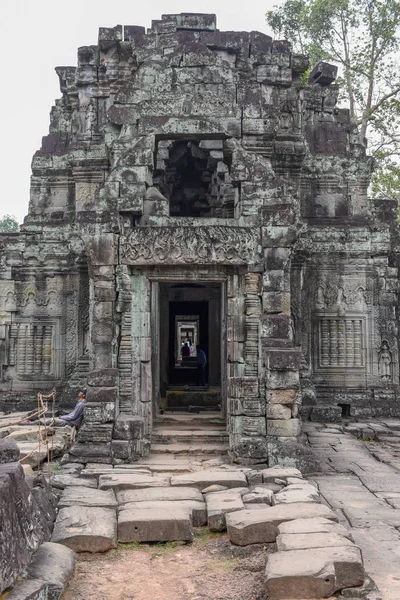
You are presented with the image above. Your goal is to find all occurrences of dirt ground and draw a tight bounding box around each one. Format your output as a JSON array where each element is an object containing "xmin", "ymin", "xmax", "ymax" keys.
[{"xmin": 62, "ymin": 531, "xmax": 269, "ymax": 600}]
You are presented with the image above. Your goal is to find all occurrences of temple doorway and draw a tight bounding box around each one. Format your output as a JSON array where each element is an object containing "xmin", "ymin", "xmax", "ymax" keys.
[{"xmin": 155, "ymin": 282, "xmax": 223, "ymax": 412}]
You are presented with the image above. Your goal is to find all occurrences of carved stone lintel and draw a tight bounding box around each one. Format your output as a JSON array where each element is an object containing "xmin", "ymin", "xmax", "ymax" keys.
[{"xmin": 121, "ymin": 227, "xmax": 262, "ymax": 265}]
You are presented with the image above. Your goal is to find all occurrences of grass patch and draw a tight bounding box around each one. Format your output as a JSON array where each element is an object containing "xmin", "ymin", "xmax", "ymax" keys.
[
  {"xmin": 193, "ymin": 527, "xmax": 223, "ymax": 543},
  {"xmin": 150, "ymin": 540, "xmax": 184, "ymax": 558},
  {"xmin": 118, "ymin": 541, "xmax": 144, "ymax": 551}
]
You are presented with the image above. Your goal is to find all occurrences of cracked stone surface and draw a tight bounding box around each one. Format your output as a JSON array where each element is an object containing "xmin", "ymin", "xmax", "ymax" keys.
[{"xmin": 304, "ymin": 419, "xmax": 400, "ymax": 600}]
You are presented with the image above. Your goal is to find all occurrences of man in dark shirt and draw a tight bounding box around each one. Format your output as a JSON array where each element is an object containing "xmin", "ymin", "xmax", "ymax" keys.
[
  {"xmin": 55, "ymin": 390, "xmax": 86, "ymax": 429},
  {"xmin": 24, "ymin": 389, "xmax": 87, "ymax": 430},
  {"xmin": 196, "ymin": 345, "xmax": 207, "ymax": 386}
]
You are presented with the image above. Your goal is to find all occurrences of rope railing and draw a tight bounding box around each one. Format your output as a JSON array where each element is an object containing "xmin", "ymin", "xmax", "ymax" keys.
[{"xmin": 2, "ymin": 388, "xmax": 59, "ymax": 473}]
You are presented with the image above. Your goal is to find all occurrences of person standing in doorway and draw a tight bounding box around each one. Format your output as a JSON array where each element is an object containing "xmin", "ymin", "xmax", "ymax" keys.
[{"xmin": 196, "ymin": 345, "xmax": 207, "ymax": 386}]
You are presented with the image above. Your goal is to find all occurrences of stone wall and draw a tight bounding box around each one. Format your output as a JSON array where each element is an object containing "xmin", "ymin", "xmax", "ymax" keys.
[{"xmin": 0, "ymin": 439, "xmax": 57, "ymax": 593}]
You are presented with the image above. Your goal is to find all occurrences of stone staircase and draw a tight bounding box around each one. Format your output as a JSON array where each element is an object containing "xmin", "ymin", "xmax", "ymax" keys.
[{"xmin": 151, "ymin": 412, "xmax": 229, "ymax": 456}]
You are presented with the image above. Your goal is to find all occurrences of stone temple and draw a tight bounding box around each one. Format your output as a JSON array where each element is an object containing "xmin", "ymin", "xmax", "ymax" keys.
[{"xmin": 0, "ymin": 13, "xmax": 399, "ymax": 465}]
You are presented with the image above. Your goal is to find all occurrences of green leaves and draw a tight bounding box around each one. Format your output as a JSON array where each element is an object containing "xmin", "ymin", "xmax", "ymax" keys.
[
  {"xmin": 266, "ymin": 0, "xmax": 400, "ymax": 200},
  {"xmin": 0, "ymin": 214, "xmax": 19, "ymax": 232}
]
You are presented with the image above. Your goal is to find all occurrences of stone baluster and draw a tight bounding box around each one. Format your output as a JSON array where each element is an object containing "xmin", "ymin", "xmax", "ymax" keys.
[
  {"xmin": 353, "ymin": 320, "xmax": 362, "ymax": 366},
  {"xmin": 34, "ymin": 325, "xmax": 43, "ymax": 374},
  {"xmin": 329, "ymin": 319, "xmax": 338, "ymax": 366},
  {"xmin": 320, "ymin": 319, "xmax": 329, "ymax": 366},
  {"xmin": 345, "ymin": 320, "xmax": 354, "ymax": 367},
  {"xmin": 42, "ymin": 326, "xmax": 53, "ymax": 375},
  {"xmin": 25, "ymin": 325, "xmax": 35, "ymax": 375},
  {"xmin": 244, "ymin": 273, "xmax": 260, "ymax": 377},
  {"xmin": 9, "ymin": 323, "xmax": 18, "ymax": 366},
  {"xmin": 17, "ymin": 324, "xmax": 27, "ymax": 375},
  {"xmin": 337, "ymin": 319, "xmax": 345, "ymax": 366}
]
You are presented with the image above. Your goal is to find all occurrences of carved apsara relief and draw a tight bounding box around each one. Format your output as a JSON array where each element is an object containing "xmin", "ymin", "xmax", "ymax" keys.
[{"xmin": 121, "ymin": 227, "xmax": 262, "ymax": 265}]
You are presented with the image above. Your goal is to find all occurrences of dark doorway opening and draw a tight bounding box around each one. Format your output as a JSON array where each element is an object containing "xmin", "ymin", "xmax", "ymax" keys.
[
  {"xmin": 168, "ymin": 300, "xmax": 208, "ymax": 386},
  {"xmin": 158, "ymin": 282, "xmax": 222, "ymax": 410},
  {"xmin": 338, "ymin": 403, "xmax": 351, "ymax": 418}
]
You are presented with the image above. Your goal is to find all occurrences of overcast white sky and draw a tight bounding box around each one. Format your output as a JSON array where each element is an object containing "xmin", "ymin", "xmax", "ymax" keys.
[{"xmin": 0, "ymin": 0, "xmax": 281, "ymax": 223}]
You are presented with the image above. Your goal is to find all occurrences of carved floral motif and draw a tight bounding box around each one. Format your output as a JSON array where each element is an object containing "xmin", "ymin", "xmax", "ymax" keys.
[{"xmin": 121, "ymin": 227, "xmax": 262, "ymax": 265}]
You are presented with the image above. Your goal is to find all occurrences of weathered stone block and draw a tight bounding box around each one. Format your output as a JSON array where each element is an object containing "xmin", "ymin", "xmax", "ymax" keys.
[
  {"xmin": 87, "ymin": 369, "xmax": 118, "ymax": 388},
  {"xmin": 267, "ymin": 439, "xmax": 321, "ymax": 474},
  {"xmin": 264, "ymin": 248, "xmax": 291, "ymax": 270},
  {"xmin": 118, "ymin": 506, "xmax": 193, "ymax": 543},
  {"xmin": 206, "ymin": 489, "xmax": 245, "ymax": 531},
  {"xmin": 0, "ymin": 439, "xmax": 20, "ymax": 463},
  {"xmin": 86, "ymin": 234, "xmax": 118, "ymax": 266},
  {"xmin": 86, "ymin": 387, "xmax": 117, "ymax": 403},
  {"xmin": 171, "ymin": 470, "xmax": 247, "ymax": 490},
  {"xmin": 267, "ymin": 419, "xmax": 301, "ymax": 437},
  {"xmin": 59, "ymin": 486, "xmax": 117, "ymax": 509},
  {"xmin": 226, "ymin": 503, "xmax": 338, "ymax": 546},
  {"xmin": 229, "ymin": 437, "xmax": 268, "ymax": 463},
  {"xmin": 267, "ymin": 388, "xmax": 298, "ymax": 405},
  {"xmin": 267, "ymin": 349, "xmax": 301, "ymax": 371},
  {"xmin": 276, "ymin": 531, "xmax": 354, "ymax": 551},
  {"xmin": 263, "ymin": 314, "xmax": 291, "ymax": 339},
  {"xmin": 266, "ymin": 404, "xmax": 291, "ymax": 420},
  {"xmin": 228, "ymin": 377, "xmax": 259, "ymax": 398},
  {"xmin": 99, "ymin": 473, "xmax": 170, "ymax": 491},
  {"xmin": 84, "ymin": 402, "xmax": 115, "ymax": 424},
  {"xmin": 230, "ymin": 398, "xmax": 266, "ymax": 416},
  {"xmin": 111, "ymin": 440, "xmax": 132, "ymax": 461},
  {"xmin": 113, "ymin": 415, "xmax": 145, "ymax": 440},
  {"xmin": 25, "ymin": 542, "xmax": 77, "ymax": 599},
  {"xmin": 265, "ymin": 546, "xmax": 363, "ymax": 600},
  {"xmin": 267, "ymin": 370, "xmax": 300, "ymax": 390},
  {"xmin": 51, "ymin": 506, "xmax": 117, "ymax": 552},
  {"xmin": 79, "ymin": 423, "xmax": 113, "ymax": 443},
  {"xmin": 231, "ymin": 415, "xmax": 267, "ymax": 437},
  {"xmin": 262, "ymin": 292, "xmax": 290, "ymax": 315}
]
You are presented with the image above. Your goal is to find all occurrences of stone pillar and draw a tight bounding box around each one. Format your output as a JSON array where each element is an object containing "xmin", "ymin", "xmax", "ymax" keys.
[
  {"xmin": 262, "ymin": 243, "xmax": 302, "ymax": 465},
  {"xmin": 228, "ymin": 272, "xmax": 268, "ymax": 464}
]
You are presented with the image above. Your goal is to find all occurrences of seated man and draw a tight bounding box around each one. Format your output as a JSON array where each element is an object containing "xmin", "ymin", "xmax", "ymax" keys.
[
  {"xmin": 55, "ymin": 389, "xmax": 87, "ymax": 429},
  {"xmin": 24, "ymin": 389, "xmax": 87, "ymax": 430}
]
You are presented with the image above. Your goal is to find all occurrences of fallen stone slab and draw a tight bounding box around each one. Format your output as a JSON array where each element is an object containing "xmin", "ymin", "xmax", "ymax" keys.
[
  {"xmin": 265, "ymin": 546, "xmax": 364, "ymax": 599},
  {"xmin": 261, "ymin": 467, "xmax": 303, "ymax": 483},
  {"xmin": 276, "ymin": 532, "xmax": 355, "ymax": 552},
  {"xmin": 51, "ymin": 506, "xmax": 117, "ymax": 552},
  {"xmin": 206, "ymin": 489, "xmax": 245, "ymax": 531},
  {"xmin": 273, "ymin": 483, "xmax": 320, "ymax": 505},
  {"xmin": 226, "ymin": 503, "xmax": 338, "ymax": 546},
  {"xmin": 99, "ymin": 473, "xmax": 170, "ymax": 492},
  {"xmin": 118, "ymin": 506, "xmax": 193, "ymax": 542},
  {"xmin": 170, "ymin": 470, "xmax": 247, "ymax": 490},
  {"xmin": 26, "ymin": 542, "xmax": 77, "ymax": 599},
  {"xmin": 243, "ymin": 486, "xmax": 274, "ymax": 505},
  {"xmin": 59, "ymin": 486, "xmax": 117, "ymax": 509},
  {"xmin": 244, "ymin": 503, "xmax": 270, "ymax": 510},
  {"xmin": 116, "ymin": 486, "xmax": 203, "ymax": 505},
  {"xmin": 4, "ymin": 579, "xmax": 48, "ymax": 599},
  {"xmin": 121, "ymin": 500, "xmax": 206, "ymax": 527},
  {"xmin": 278, "ymin": 517, "xmax": 352, "ymax": 540},
  {"xmin": 51, "ymin": 475, "xmax": 97, "ymax": 490},
  {"xmin": 202, "ymin": 484, "xmax": 228, "ymax": 493}
]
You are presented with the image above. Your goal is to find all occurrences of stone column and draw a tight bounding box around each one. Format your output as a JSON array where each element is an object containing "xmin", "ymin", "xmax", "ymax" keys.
[{"xmin": 262, "ymin": 242, "xmax": 302, "ymax": 466}]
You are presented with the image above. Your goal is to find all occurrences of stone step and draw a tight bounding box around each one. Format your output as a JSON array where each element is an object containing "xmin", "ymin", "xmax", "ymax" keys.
[
  {"xmin": 151, "ymin": 428, "xmax": 229, "ymax": 444},
  {"xmin": 150, "ymin": 442, "xmax": 229, "ymax": 455},
  {"xmin": 155, "ymin": 411, "xmax": 225, "ymax": 427},
  {"xmin": 166, "ymin": 390, "xmax": 221, "ymax": 408},
  {"xmin": 265, "ymin": 546, "xmax": 364, "ymax": 599}
]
